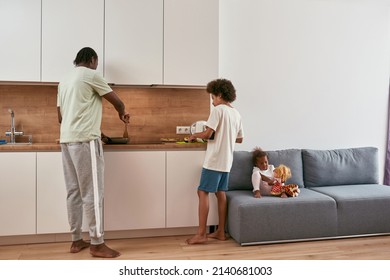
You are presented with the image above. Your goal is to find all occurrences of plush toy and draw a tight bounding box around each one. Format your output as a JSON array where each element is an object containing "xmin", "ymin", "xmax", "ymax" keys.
[{"xmin": 270, "ymin": 164, "xmax": 300, "ymax": 198}]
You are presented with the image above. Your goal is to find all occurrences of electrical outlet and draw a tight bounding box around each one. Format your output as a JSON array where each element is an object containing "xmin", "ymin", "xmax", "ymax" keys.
[{"xmin": 176, "ymin": 126, "xmax": 191, "ymax": 134}]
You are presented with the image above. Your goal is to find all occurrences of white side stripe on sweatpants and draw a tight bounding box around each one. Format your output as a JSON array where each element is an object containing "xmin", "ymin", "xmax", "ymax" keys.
[{"xmin": 89, "ymin": 139, "xmax": 102, "ymax": 238}]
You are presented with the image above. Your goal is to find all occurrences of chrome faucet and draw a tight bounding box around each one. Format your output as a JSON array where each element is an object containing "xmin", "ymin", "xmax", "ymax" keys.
[{"xmin": 5, "ymin": 108, "xmax": 23, "ymax": 143}]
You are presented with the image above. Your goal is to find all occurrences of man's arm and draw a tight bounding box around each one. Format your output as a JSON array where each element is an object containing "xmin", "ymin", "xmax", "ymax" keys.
[{"xmin": 103, "ymin": 91, "xmax": 130, "ymax": 123}]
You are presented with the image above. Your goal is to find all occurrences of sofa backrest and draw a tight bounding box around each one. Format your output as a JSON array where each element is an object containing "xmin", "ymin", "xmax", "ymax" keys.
[
  {"xmin": 228, "ymin": 149, "xmax": 304, "ymax": 191},
  {"xmin": 302, "ymin": 147, "xmax": 379, "ymax": 188}
]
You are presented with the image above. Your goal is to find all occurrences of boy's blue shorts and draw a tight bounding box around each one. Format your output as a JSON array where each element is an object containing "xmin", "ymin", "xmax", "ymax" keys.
[{"xmin": 198, "ymin": 168, "xmax": 230, "ymax": 193}]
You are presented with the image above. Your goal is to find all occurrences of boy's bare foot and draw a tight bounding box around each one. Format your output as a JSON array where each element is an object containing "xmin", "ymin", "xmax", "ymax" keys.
[
  {"xmin": 70, "ymin": 239, "xmax": 90, "ymax": 253},
  {"xmin": 90, "ymin": 243, "xmax": 121, "ymax": 258},
  {"xmin": 208, "ymin": 231, "xmax": 228, "ymax": 241},
  {"xmin": 186, "ymin": 234, "xmax": 208, "ymax": 245}
]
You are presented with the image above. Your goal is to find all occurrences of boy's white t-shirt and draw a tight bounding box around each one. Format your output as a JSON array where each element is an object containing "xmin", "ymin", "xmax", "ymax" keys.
[{"xmin": 203, "ymin": 104, "xmax": 244, "ymax": 172}]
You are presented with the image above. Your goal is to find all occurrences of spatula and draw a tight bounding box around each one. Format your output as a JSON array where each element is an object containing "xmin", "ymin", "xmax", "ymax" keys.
[{"xmin": 123, "ymin": 123, "xmax": 129, "ymax": 139}]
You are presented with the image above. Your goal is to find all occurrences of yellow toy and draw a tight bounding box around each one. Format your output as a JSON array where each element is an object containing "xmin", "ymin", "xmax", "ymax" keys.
[{"xmin": 270, "ymin": 164, "xmax": 300, "ymax": 198}]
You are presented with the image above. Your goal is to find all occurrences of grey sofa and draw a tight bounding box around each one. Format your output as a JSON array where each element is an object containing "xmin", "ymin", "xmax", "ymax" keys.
[{"xmin": 226, "ymin": 147, "xmax": 390, "ymax": 245}]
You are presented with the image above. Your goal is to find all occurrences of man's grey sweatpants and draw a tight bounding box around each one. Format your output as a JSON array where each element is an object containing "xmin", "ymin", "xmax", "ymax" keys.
[{"xmin": 61, "ymin": 139, "xmax": 104, "ymax": 245}]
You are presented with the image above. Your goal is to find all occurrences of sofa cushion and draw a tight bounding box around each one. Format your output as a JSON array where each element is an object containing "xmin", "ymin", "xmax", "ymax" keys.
[
  {"xmin": 226, "ymin": 189, "xmax": 338, "ymax": 244},
  {"xmin": 228, "ymin": 151, "xmax": 253, "ymax": 190},
  {"xmin": 302, "ymin": 147, "xmax": 379, "ymax": 188},
  {"xmin": 267, "ymin": 149, "xmax": 304, "ymax": 187},
  {"xmin": 228, "ymin": 149, "xmax": 304, "ymax": 191},
  {"xmin": 310, "ymin": 184, "xmax": 390, "ymax": 235}
]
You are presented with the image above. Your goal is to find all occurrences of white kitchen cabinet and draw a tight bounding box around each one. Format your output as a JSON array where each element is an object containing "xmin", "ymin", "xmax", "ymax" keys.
[
  {"xmin": 166, "ymin": 151, "xmax": 218, "ymax": 227},
  {"xmin": 0, "ymin": 0, "xmax": 41, "ymax": 81},
  {"xmin": 41, "ymin": 0, "xmax": 104, "ymax": 82},
  {"xmin": 104, "ymin": 151, "xmax": 166, "ymax": 230},
  {"xmin": 0, "ymin": 152, "xmax": 36, "ymax": 236},
  {"xmin": 104, "ymin": 0, "xmax": 163, "ymax": 85},
  {"xmin": 36, "ymin": 152, "xmax": 69, "ymax": 234},
  {"xmin": 164, "ymin": 0, "xmax": 219, "ymax": 86},
  {"xmin": 36, "ymin": 151, "xmax": 98, "ymax": 234},
  {"xmin": 0, "ymin": 149, "xmax": 212, "ymax": 238}
]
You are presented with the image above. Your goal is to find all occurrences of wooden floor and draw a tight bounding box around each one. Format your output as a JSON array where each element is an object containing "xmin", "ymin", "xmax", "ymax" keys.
[{"xmin": 1, "ymin": 234, "xmax": 390, "ymax": 260}]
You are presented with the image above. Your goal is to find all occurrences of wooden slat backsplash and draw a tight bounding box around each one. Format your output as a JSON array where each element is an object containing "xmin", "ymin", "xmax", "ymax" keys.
[{"xmin": 0, "ymin": 85, "xmax": 210, "ymax": 144}]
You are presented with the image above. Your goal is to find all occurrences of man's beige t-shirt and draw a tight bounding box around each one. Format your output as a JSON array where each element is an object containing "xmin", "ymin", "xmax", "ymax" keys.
[{"xmin": 57, "ymin": 66, "xmax": 112, "ymax": 143}]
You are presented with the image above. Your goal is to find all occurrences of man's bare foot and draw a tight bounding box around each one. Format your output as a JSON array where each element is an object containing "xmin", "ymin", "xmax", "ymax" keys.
[
  {"xmin": 186, "ymin": 234, "xmax": 208, "ymax": 245},
  {"xmin": 207, "ymin": 231, "xmax": 228, "ymax": 241},
  {"xmin": 70, "ymin": 239, "xmax": 90, "ymax": 253},
  {"xmin": 90, "ymin": 243, "xmax": 121, "ymax": 258}
]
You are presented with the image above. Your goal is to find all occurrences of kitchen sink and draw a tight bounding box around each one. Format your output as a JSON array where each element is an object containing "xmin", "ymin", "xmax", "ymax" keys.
[{"xmin": 5, "ymin": 142, "xmax": 32, "ymax": 145}]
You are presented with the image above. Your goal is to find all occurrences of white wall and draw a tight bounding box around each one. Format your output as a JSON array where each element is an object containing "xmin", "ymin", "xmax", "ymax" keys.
[{"xmin": 219, "ymin": 0, "xmax": 390, "ymax": 182}]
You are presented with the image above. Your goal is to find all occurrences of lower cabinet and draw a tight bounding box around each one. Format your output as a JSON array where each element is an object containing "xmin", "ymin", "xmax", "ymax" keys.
[
  {"xmin": 0, "ymin": 152, "xmax": 36, "ymax": 236},
  {"xmin": 36, "ymin": 152, "xmax": 88, "ymax": 234},
  {"xmin": 0, "ymin": 149, "xmax": 210, "ymax": 237},
  {"xmin": 103, "ymin": 151, "xmax": 166, "ymax": 230},
  {"xmin": 166, "ymin": 151, "xmax": 218, "ymax": 227},
  {"xmin": 36, "ymin": 152, "xmax": 69, "ymax": 234}
]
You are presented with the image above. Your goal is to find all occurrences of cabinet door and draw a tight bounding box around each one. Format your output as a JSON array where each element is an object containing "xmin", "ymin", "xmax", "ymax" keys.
[
  {"xmin": 166, "ymin": 151, "xmax": 218, "ymax": 227},
  {"xmin": 104, "ymin": 151, "xmax": 165, "ymax": 230},
  {"xmin": 36, "ymin": 152, "xmax": 96, "ymax": 234},
  {"xmin": 41, "ymin": 0, "xmax": 104, "ymax": 82},
  {"xmin": 0, "ymin": 152, "xmax": 36, "ymax": 236},
  {"xmin": 164, "ymin": 0, "xmax": 219, "ymax": 85},
  {"xmin": 105, "ymin": 0, "xmax": 163, "ymax": 85},
  {"xmin": 36, "ymin": 152, "xmax": 69, "ymax": 234},
  {"xmin": 0, "ymin": 0, "xmax": 41, "ymax": 81}
]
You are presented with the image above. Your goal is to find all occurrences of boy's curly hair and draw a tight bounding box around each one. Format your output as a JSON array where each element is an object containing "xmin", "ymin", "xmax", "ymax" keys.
[
  {"xmin": 206, "ymin": 78, "xmax": 236, "ymax": 103},
  {"xmin": 252, "ymin": 147, "xmax": 268, "ymax": 166}
]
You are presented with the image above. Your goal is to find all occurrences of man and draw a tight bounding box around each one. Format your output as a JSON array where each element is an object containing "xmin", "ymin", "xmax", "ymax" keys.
[{"xmin": 57, "ymin": 47, "xmax": 129, "ymax": 258}]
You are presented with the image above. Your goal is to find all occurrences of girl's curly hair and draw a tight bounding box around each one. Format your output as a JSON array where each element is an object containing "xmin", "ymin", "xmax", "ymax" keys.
[{"xmin": 252, "ymin": 146, "xmax": 268, "ymax": 166}]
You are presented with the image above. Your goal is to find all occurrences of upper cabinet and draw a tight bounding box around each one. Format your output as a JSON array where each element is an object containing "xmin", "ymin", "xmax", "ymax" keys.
[
  {"xmin": 105, "ymin": 0, "xmax": 163, "ymax": 85},
  {"xmin": 0, "ymin": 0, "xmax": 219, "ymax": 85},
  {"xmin": 164, "ymin": 0, "xmax": 219, "ymax": 86},
  {"xmin": 0, "ymin": 0, "xmax": 41, "ymax": 82},
  {"xmin": 41, "ymin": 0, "xmax": 104, "ymax": 82},
  {"xmin": 105, "ymin": 0, "xmax": 218, "ymax": 86}
]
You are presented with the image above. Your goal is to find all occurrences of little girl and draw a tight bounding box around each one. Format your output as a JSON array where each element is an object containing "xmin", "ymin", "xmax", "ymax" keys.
[{"xmin": 251, "ymin": 147, "xmax": 276, "ymax": 198}]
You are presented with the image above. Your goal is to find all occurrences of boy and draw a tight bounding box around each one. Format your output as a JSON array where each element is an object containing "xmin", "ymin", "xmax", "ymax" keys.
[{"xmin": 186, "ymin": 78, "xmax": 244, "ymax": 245}]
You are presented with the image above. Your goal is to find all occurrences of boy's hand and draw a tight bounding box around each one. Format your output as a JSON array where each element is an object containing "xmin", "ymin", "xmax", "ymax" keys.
[
  {"xmin": 254, "ymin": 190, "xmax": 261, "ymax": 198},
  {"xmin": 188, "ymin": 135, "xmax": 197, "ymax": 142}
]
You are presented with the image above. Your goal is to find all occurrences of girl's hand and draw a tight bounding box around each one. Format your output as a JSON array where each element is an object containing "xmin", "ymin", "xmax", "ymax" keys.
[{"xmin": 268, "ymin": 179, "xmax": 276, "ymax": 185}]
